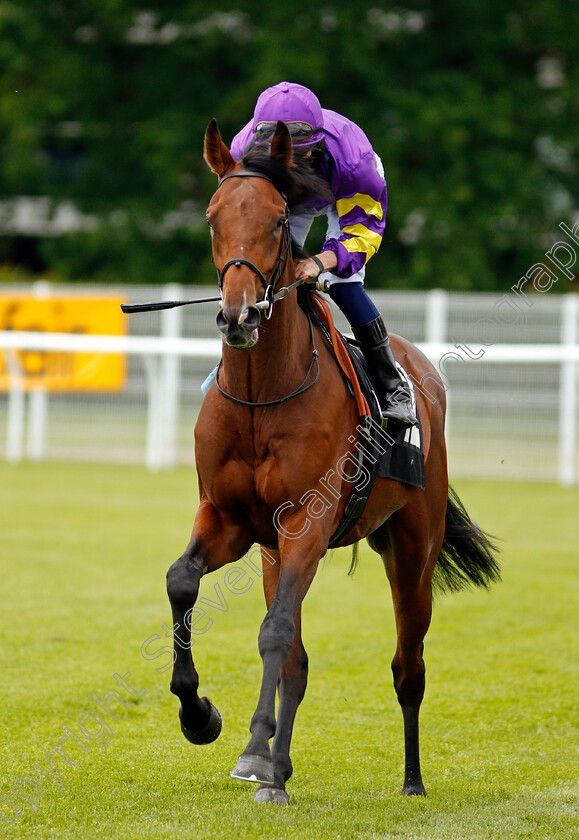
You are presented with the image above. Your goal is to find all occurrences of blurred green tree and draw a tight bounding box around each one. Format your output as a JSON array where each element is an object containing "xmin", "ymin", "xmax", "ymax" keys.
[{"xmin": 0, "ymin": 1, "xmax": 576, "ymax": 290}]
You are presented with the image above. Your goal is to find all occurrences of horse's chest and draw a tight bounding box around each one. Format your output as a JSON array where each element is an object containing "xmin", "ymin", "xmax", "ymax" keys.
[{"xmin": 207, "ymin": 452, "xmax": 278, "ymax": 513}]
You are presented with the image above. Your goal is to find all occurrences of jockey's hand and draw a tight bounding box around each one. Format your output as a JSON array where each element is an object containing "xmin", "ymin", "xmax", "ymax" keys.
[
  {"xmin": 295, "ymin": 252, "xmax": 336, "ymax": 282},
  {"xmin": 294, "ymin": 257, "xmax": 323, "ymax": 282}
]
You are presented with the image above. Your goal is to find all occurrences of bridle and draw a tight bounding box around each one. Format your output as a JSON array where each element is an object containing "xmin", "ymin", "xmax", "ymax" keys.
[
  {"xmin": 213, "ymin": 169, "xmax": 320, "ymax": 408},
  {"xmin": 215, "ymin": 170, "xmax": 306, "ymax": 320}
]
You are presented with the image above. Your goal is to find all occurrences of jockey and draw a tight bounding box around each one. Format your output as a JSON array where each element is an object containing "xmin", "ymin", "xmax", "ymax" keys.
[{"xmin": 230, "ymin": 81, "xmax": 416, "ymax": 428}]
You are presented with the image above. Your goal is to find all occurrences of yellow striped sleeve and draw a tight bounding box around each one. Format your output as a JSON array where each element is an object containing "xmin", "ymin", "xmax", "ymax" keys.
[
  {"xmin": 335, "ymin": 193, "xmax": 384, "ymax": 221},
  {"xmin": 340, "ymin": 224, "xmax": 383, "ymax": 260}
]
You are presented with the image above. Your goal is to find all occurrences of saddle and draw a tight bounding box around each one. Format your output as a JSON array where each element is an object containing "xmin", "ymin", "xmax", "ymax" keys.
[{"xmin": 311, "ymin": 295, "xmax": 425, "ymax": 547}]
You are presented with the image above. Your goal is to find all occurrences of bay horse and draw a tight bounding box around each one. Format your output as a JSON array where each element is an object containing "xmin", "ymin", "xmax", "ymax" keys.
[{"xmin": 166, "ymin": 120, "xmax": 499, "ymax": 805}]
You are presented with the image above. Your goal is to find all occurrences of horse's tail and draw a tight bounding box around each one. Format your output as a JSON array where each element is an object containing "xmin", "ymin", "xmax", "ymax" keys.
[
  {"xmin": 347, "ymin": 542, "xmax": 360, "ymax": 576},
  {"xmin": 433, "ymin": 485, "xmax": 501, "ymax": 594}
]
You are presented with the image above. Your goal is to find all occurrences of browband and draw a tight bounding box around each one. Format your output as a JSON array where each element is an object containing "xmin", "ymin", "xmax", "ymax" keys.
[{"xmin": 217, "ymin": 170, "xmax": 287, "ymax": 202}]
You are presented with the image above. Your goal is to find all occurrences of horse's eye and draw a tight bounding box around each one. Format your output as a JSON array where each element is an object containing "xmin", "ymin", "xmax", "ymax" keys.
[{"xmin": 275, "ymin": 218, "xmax": 284, "ymax": 230}]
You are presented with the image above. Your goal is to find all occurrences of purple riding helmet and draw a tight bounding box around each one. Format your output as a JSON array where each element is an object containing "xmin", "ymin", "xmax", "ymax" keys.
[{"xmin": 251, "ymin": 81, "xmax": 325, "ymax": 148}]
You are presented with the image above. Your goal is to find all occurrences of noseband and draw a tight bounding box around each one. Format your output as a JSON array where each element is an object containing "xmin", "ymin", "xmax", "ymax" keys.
[{"xmin": 215, "ymin": 170, "xmax": 300, "ymax": 319}]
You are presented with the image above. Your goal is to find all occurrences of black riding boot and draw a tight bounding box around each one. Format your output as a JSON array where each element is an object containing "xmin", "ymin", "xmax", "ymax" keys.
[{"xmin": 353, "ymin": 316, "xmax": 417, "ymax": 428}]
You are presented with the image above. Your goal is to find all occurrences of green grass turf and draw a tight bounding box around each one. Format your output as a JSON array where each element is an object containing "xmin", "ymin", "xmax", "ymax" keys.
[{"xmin": 0, "ymin": 462, "xmax": 577, "ymax": 839}]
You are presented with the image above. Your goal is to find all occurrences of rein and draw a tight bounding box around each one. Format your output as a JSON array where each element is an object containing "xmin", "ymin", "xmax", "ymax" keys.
[
  {"xmin": 120, "ymin": 169, "xmax": 313, "ymax": 316},
  {"xmin": 121, "ymin": 167, "xmax": 323, "ymax": 408}
]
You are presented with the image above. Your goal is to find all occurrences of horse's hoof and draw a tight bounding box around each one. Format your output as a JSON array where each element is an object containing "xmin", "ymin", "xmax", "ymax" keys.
[
  {"xmin": 254, "ymin": 786, "xmax": 289, "ymax": 806},
  {"xmin": 402, "ymin": 783, "xmax": 427, "ymax": 797},
  {"xmin": 230, "ymin": 754, "xmax": 275, "ymax": 785},
  {"xmin": 179, "ymin": 698, "xmax": 222, "ymax": 745}
]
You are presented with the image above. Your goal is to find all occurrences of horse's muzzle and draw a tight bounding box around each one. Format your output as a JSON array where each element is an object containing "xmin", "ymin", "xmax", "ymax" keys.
[{"xmin": 216, "ymin": 304, "xmax": 261, "ymax": 348}]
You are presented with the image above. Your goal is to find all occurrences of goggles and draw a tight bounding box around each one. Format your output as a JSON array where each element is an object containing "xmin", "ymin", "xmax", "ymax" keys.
[{"xmin": 253, "ymin": 121, "xmax": 321, "ymax": 147}]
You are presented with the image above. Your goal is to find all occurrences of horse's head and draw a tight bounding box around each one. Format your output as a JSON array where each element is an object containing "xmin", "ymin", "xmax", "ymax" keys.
[{"xmin": 204, "ymin": 119, "xmax": 294, "ymax": 349}]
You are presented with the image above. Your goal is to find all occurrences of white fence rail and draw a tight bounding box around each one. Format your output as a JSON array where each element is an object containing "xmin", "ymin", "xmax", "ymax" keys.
[
  {"xmin": 0, "ymin": 286, "xmax": 577, "ymax": 484},
  {"xmin": 0, "ymin": 332, "xmax": 220, "ymax": 470}
]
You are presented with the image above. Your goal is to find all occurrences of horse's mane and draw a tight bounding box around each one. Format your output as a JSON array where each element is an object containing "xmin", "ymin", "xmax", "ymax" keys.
[
  {"xmin": 237, "ymin": 143, "xmax": 357, "ymax": 570},
  {"xmin": 241, "ymin": 143, "xmax": 332, "ymax": 213},
  {"xmin": 240, "ymin": 143, "xmax": 331, "ymax": 326}
]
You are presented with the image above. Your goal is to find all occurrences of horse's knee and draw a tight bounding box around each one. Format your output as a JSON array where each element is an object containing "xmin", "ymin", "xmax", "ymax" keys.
[{"xmin": 166, "ymin": 552, "xmax": 203, "ymax": 606}]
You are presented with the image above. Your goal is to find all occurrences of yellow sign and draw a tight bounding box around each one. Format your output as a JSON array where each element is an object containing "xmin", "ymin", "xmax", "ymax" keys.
[{"xmin": 0, "ymin": 296, "xmax": 126, "ymax": 392}]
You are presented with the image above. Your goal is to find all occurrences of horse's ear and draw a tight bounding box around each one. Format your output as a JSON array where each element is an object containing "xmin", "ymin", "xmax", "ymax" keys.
[
  {"xmin": 204, "ymin": 119, "xmax": 235, "ymax": 177},
  {"xmin": 270, "ymin": 121, "xmax": 293, "ymax": 167}
]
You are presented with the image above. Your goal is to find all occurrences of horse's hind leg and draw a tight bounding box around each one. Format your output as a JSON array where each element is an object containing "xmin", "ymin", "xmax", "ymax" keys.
[
  {"xmin": 375, "ymin": 492, "xmax": 445, "ymax": 796},
  {"xmin": 166, "ymin": 500, "xmax": 250, "ymax": 744}
]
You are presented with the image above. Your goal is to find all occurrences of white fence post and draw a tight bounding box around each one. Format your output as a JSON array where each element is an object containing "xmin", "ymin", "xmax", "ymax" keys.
[
  {"xmin": 27, "ymin": 388, "xmax": 48, "ymax": 461},
  {"xmin": 27, "ymin": 280, "xmax": 52, "ymax": 460},
  {"xmin": 425, "ymin": 289, "xmax": 448, "ymax": 345},
  {"xmin": 5, "ymin": 351, "xmax": 25, "ymax": 463},
  {"xmin": 425, "ymin": 289, "xmax": 449, "ymax": 438},
  {"xmin": 558, "ymin": 293, "xmax": 578, "ymax": 487},
  {"xmin": 160, "ymin": 283, "xmax": 183, "ymax": 469},
  {"xmin": 144, "ymin": 355, "xmax": 164, "ymax": 471}
]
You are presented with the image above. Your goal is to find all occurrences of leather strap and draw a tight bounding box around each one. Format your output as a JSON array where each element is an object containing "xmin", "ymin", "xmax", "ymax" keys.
[
  {"xmin": 311, "ymin": 295, "xmax": 371, "ymax": 420},
  {"xmin": 311, "ymin": 255, "xmax": 325, "ymax": 275}
]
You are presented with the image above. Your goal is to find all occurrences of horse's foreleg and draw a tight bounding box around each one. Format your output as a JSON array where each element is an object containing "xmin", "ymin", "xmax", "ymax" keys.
[
  {"xmin": 166, "ymin": 543, "xmax": 219, "ymax": 744},
  {"xmin": 166, "ymin": 502, "xmax": 250, "ymax": 745},
  {"xmin": 272, "ymin": 610, "xmax": 308, "ymax": 778},
  {"xmin": 231, "ymin": 538, "xmax": 321, "ymax": 789},
  {"xmin": 255, "ymin": 612, "xmax": 308, "ymax": 805}
]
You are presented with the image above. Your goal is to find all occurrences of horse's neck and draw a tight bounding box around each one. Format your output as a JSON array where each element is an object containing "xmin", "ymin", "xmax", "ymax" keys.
[{"xmin": 220, "ymin": 292, "xmax": 311, "ymax": 404}]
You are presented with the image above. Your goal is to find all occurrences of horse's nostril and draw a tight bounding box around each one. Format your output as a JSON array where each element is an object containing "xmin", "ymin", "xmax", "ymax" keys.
[
  {"xmin": 216, "ymin": 309, "xmax": 230, "ymax": 334},
  {"xmin": 218, "ymin": 305, "xmax": 260, "ymax": 336},
  {"xmin": 242, "ymin": 306, "xmax": 261, "ymax": 331},
  {"xmin": 216, "ymin": 305, "xmax": 260, "ymax": 346}
]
